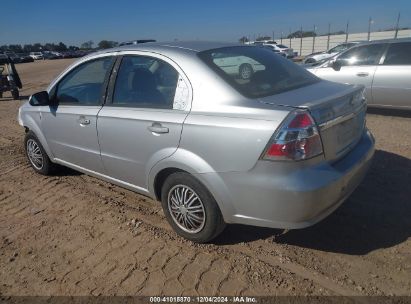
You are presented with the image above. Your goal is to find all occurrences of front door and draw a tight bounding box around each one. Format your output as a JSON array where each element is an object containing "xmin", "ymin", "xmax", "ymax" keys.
[
  {"xmin": 97, "ymin": 54, "xmax": 191, "ymax": 191},
  {"xmin": 314, "ymin": 43, "xmax": 387, "ymax": 103},
  {"xmin": 41, "ymin": 56, "xmax": 115, "ymax": 173}
]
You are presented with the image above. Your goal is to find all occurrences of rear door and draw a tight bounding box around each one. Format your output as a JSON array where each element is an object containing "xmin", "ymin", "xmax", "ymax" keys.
[
  {"xmin": 41, "ymin": 55, "xmax": 115, "ymax": 173},
  {"xmin": 97, "ymin": 53, "xmax": 192, "ymax": 191},
  {"xmin": 314, "ymin": 44, "xmax": 387, "ymax": 103},
  {"xmin": 372, "ymin": 41, "xmax": 411, "ymax": 109}
]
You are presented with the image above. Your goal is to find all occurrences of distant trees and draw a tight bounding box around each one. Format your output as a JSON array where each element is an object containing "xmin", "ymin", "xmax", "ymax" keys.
[
  {"xmin": 238, "ymin": 36, "xmax": 249, "ymax": 43},
  {"xmin": 256, "ymin": 36, "xmax": 272, "ymax": 41},
  {"xmin": 80, "ymin": 40, "xmax": 94, "ymax": 50},
  {"xmin": 0, "ymin": 42, "xmax": 77, "ymax": 53},
  {"xmin": 287, "ymin": 31, "xmax": 316, "ymax": 39},
  {"xmin": 1, "ymin": 39, "xmax": 120, "ymax": 53},
  {"xmin": 97, "ymin": 40, "xmax": 118, "ymax": 49}
]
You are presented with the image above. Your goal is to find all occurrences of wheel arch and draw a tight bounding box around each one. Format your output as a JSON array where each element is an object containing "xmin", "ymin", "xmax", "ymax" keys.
[
  {"xmin": 21, "ymin": 114, "xmax": 55, "ymax": 161},
  {"xmin": 148, "ymin": 150, "xmax": 236, "ymax": 223}
]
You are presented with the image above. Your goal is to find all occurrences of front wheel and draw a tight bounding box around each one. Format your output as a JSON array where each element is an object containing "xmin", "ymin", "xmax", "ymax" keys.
[
  {"xmin": 161, "ymin": 172, "xmax": 226, "ymax": 243},
  {"xmin": 12, "ymin": 89, "xmax": 19, "ymax": 100},
  {"xmin": 24, "ymin": 131, "xmax": 56, "ymax": 175}
]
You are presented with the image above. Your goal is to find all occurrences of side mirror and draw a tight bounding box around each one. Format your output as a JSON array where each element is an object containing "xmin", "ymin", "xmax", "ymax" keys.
[
  {"xmin": 332, "ymin": 60, "xmax": 342, "ymax": 71},
  {"xmin": 29, "ymin": 91, "xmax": 50, "ymax": 106}
]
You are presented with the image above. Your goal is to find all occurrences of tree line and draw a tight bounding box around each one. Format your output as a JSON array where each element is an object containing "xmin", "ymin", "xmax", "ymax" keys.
[{"xmin": 1, "ymin": 40, "xmax": 121, "ymax": 53}]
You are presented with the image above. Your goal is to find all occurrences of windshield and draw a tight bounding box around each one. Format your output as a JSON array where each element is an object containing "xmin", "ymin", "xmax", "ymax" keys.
[{"xmin": 198, "ymin": 46, "xmax": 319, "ymax": 98}]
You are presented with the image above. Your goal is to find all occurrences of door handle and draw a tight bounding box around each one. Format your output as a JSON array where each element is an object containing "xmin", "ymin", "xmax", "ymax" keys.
[
  {"xmin": 356, "ymin": 72, "xmax": 369, "ymax": 77},
  {"xmin": 78, "ymin": 116, "xmax": 90, "ymax": 126},
  {"xmin": 148, "ymin": 122, "xmax": 169, "ymax": 134}
]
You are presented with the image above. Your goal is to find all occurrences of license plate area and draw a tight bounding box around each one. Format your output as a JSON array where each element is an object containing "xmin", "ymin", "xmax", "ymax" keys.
[{"xmin": 335, "ymin": 109, "xmax": 365, "ymax": 155}]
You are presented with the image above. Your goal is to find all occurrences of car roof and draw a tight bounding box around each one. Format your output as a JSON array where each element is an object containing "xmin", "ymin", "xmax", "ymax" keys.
[
  {"xmin": 357, "ymin": 37, "xmax": 411, "ymax": 45},
  {"xmin": 88, "ymin": 41, "xmax": 244, "ymax": 58}
]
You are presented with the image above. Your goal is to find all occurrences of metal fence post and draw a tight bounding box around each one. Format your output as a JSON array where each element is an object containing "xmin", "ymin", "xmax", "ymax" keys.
[
  {"xmin": 345, "ymin": 21, "xmax": 349, "ymax": 43},
  {"xmin": 395, "ymin": 12, "xmax": 401, "ymax": 38},
  {"xmin": 312, "ymin": 25, "xmax": 316, "ymax": 53},
  {"xmin": 327, "ymin": 23, "xmax": 331, "ymax": 50},
  {"xmin": 300, "ymin": 25, "xmax": 303, "ymax": 56},
  {"xmin": 367, "ymin": 17, "xmax": 373, "ymax": 41},
  {"xmin": 289, "ymin": 28, "xmax": 292, "ymax": 49}
]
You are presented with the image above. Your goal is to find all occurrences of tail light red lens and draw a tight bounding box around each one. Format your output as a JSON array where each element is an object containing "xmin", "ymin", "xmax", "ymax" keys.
[{"xmin": 262, "ymin": 111, "xmax": 323, "ymax": 161}]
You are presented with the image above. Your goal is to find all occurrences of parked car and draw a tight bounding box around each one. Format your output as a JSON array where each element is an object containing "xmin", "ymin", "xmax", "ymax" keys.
[
  {"xmin": 4, "ymin": 51, "xmax": 22, "ymax": 64},
  {"xmin": 307, "ymin": 38, "xmax": 411, "ymax": 110},
  {"xmin": 261, "ymin": 45, "xmax": 287, "ymax": 57},
  {"xmin": 119, "ymin": 39, "xmax": 156, "ymax": 46},
  {"xmin": 16, "ymin": 53, "xmax": 34, "ymax": 63},
  {"xmin": 254, "ymin": 41, "xmax": 294, "ymax": 58},
  {"xmin": 303, "ymin": 42, "xmax": 360, "ymax": 64},
  {"xmin": 19, "ymin": 42, "xmax": 374, "ymax": 242},
  {"xmin": 211, "ymin": 51, "xmax": 265, "ymax": 79},
  {"xmin": 29, "ymin": 52, "xmax": 44, "ymax": 60},
  {"xmin": 42, "ymin": 51, "xmax": 62, "ymax": 60}
]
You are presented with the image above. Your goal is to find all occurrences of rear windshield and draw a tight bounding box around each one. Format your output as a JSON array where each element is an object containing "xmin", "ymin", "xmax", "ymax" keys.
[{"xmin": 198, "ymin": 46, "xmax": 319, "ymax": 98}]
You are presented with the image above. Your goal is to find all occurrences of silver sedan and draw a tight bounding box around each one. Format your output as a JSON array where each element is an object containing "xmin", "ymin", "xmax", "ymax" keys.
[
  {"xmin": 308, "ymin": 38, "xmax": 411, "ymax": 110},
  {"xmin": 18, "ymin": 42, "xmax": 374, "ymax": 242}
]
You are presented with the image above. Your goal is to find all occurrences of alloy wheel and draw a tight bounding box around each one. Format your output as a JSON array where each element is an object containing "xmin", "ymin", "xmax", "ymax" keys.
[
  {"xmin": 167, "ymin": 185, "xmax": 206, "ymax": 234},
  {"xmin": 26, "ymin": 139, "xmax": 44, "ymax": 170}
]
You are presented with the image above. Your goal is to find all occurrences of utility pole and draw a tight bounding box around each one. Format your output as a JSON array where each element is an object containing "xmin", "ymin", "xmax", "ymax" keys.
[
  {"xmin": 312, "ymin": 25, "xmax": 317, "ymax": 53},
  {"xmin": 345, "ymin": 21, "xmax": 349, "ymax": 43},
  {"xmin": 327, "ymin": 23, "xmax": 331, "ymax": 50},
  {"xmin": 367, "ymin": 17, "xmax": 373, "ymax": 41},
  {"xmin": 300, "ymin": 25, "xmax": 303, "ymax": 56},
  {"xmin": 394, "ymin": 12, "xmax": 401, "ymax": 38}
]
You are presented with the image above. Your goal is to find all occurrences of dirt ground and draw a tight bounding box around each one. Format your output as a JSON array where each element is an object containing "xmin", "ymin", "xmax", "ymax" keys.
[{"xmin": 0, "ymin": 59, "xmax": 410, "ymax": 298}]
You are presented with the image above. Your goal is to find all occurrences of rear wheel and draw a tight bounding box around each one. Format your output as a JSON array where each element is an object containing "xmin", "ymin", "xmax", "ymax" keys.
[
  {"xmin": 0, "ymin": 92, "xmax": 3, "ymax": 98},
  {"xmin": 161, "ymin": 172, "xmax": 226, "ymax": 243},
  {"xmin": 239, "ymin": 63, "xmax": 253, "ymax": 80},
  {"xmin": 12, "ymin": 89, "xmax": 19, "ymax": 100},
  {"xmin": 24, "ymin": 131, "xmax": 56, "ymax": 175}
]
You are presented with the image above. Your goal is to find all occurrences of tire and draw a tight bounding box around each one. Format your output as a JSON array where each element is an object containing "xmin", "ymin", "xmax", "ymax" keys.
[
  {"xmin": 0, "ymin": 92, "xmax": 3, "ymax": 98},
  {"xmin": 24, "ymin": 131, "xmax": 56, "ymax": 175},
  {"xmin": 12, "ymin": 89, "xmax": 19, "ymax": 100},
  {"xmin": 161, "ymin": 172, "xmax": 226, "ymax": 243},
  {"xmin": 304, "ymin": 58, "xmax": 316, "ymax": 64},
  {"xmin": 239, "ymin": 63, "xmax": 253, "ymax": 80}
]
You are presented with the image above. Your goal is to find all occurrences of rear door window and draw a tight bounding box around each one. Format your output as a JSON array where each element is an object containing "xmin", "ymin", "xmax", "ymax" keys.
[
  {"xmin": 383, "ymin": 42, "xmax": 411, "ymax": 65},
  {"xmin": 112, "ymin": 55, "xmax": 179, "ymax": 109}
]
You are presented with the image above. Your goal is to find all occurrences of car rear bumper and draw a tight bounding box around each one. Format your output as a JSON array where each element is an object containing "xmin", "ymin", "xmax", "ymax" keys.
[{"xmin": 213, "ymin": 128, "xmax": 375, "ymax": 229}]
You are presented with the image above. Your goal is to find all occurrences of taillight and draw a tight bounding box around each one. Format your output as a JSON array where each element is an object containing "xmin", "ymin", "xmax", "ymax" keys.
[{"xmin": 262, "ymin": 110, "xmax": 323, "ymax": 161}]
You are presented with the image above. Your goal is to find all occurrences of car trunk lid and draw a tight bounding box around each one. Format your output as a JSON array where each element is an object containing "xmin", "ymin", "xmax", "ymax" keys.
[{"xmin": 258, "ymin": 80, "xmax": 366, "ymax": 163}]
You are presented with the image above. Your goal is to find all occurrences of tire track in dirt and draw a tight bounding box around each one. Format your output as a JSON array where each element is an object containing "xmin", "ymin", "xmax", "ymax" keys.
[
  {"xmin": 1, "ymin": 59, "xmax": 410, "ymax": 298},
  {"xmin": 0, "ymin": 150, "xmax": 375, "ymax": 300}
]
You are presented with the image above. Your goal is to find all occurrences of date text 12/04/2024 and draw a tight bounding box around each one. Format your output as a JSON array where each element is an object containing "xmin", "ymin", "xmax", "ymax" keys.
[{"xmin": 149, "ymin": 296, "xmax": 257, "ymax": 303}]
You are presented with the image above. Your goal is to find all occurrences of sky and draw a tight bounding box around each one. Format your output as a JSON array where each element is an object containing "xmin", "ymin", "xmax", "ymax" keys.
[{"xmin": 1, "ymin": 0, "xmax": 411, "ymax": 46}]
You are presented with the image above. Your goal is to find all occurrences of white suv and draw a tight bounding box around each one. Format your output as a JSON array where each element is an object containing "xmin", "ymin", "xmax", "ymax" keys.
[
  {"xmin": 253, "ymin": 41, "xmax": 294, "ymax": 58},
  {"xmin": 29, "ymin": 52, "xmax": 44, "ymax": 60}
]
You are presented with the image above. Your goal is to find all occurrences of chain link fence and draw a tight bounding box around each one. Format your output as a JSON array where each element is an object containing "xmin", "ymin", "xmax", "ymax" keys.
[{"xmin": 275, "ymin": 29, "xmax": 411, "ymax": 57}]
